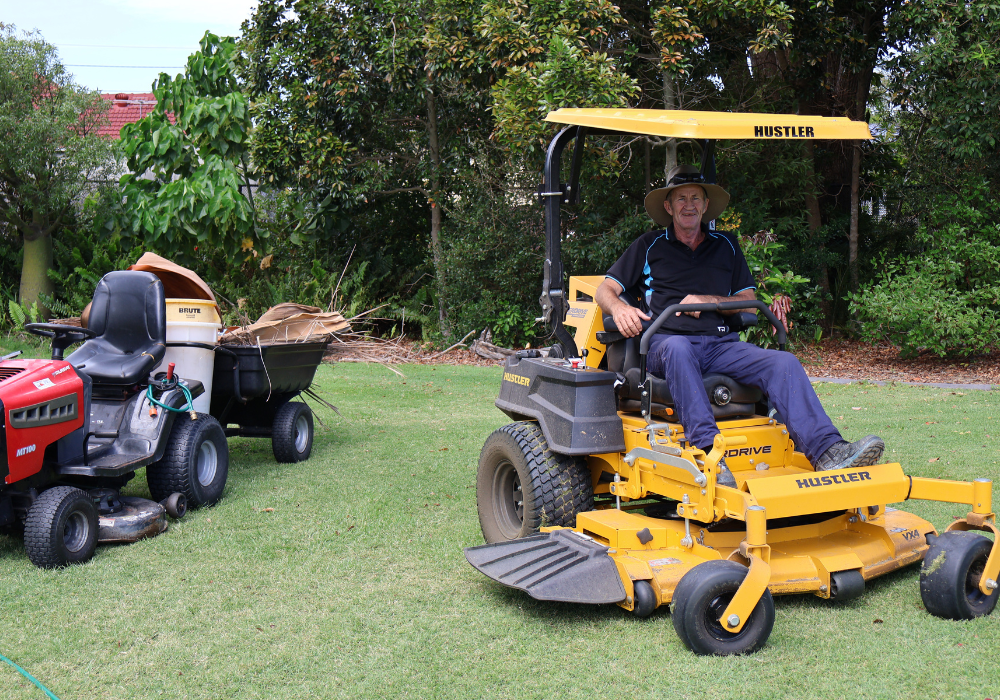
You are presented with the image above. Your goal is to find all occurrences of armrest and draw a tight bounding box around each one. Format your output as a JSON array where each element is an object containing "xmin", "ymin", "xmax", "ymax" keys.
[{"xmin": 728, "ymin": 311, "xmax": 759, "ymax": 332}]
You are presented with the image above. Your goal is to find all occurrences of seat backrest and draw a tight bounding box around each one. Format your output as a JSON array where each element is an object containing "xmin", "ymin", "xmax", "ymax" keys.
[{"xmin": 87, "ymin": 271, "xmax": 166, "ymax": 352}]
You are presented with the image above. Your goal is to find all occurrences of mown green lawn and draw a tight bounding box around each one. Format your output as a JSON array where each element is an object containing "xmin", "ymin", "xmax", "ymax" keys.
[{"xmin": 0, "ymin": 348, "xmax": 997, "ymax": 699}]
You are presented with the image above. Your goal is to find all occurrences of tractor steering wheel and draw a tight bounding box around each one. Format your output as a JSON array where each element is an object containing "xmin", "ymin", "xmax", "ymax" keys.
[{"xmin": 24, "ymin": 323, "xmax": 97, "ymax": 361}]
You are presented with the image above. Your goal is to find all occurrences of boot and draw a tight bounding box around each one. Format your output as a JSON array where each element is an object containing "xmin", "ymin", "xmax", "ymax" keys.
[{"xmin": 814, "ymin": 435, "xmax": 885, "ymax": 472}]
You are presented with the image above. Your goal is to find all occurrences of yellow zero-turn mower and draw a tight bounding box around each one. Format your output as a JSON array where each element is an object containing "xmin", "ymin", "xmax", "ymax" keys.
[{"xmin": 464, "ymin": 109, "xmax": 999, "ymax": 655}]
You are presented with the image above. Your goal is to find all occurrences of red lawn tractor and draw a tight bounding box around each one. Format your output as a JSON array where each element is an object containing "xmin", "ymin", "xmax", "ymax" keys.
[{"xmin": 0, "ymin": 271, "xmax": 229, "ymax": 568}]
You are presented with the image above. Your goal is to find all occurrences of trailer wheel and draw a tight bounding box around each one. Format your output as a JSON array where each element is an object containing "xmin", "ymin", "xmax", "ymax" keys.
[
  {"xmin": 920, "ymin": 531, "xmax": 998, "ymax": 620},
  {"xmin": 24, "ymin": 487, "xmax": 99, "ymax": 569},
  {"xmin": 671, "ymin": 560, "xmax": 774, "ymax": 656},
  {"xmin": 272, "ymin": 402, "xmax": 313, "ymax": 463},
  {"xmin": 476, "ymin": 421, "xmax": 593, "ymax": 543},
  {"xmin": 148, "ymin": 414, "xmax": 229, "ymax": 507}
]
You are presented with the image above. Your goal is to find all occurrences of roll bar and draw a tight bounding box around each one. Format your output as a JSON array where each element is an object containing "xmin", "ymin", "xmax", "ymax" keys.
[{"xmin": 538, "ymin": 127, "xmax": 717, "ymax": 358}]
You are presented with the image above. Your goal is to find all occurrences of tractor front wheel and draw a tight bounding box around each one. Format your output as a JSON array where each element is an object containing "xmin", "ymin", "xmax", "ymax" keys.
[
  {"xmin": 476, "ymin": 422, "xmax": 592, "ymax": 543},
  {"xmin": 24, "ymin": 487, "xmax": 99, "ymax": 569},
  {"xmin": 671, "ymin": 560, "xmax": 775, "ymax": 656},
  {"xmin": 920, "ymin": 531, "xmax": 998, "ymax": 620}
]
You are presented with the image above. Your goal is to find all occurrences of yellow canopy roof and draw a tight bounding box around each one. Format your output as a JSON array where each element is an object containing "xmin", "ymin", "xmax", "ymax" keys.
[{"xmin": 545, "ymin": 108, "xmax": 873, "ymax": 140}]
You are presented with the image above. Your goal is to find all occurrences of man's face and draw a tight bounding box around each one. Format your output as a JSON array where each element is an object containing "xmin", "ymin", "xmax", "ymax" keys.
[{"xmin": 664, "ymin": 184, "xmax": 709, "ymax": 230}]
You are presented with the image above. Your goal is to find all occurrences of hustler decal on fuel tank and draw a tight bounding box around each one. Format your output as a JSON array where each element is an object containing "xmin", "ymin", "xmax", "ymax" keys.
[{"xmin": 503, "ymin": 372, "xmax": 531, "ymax": 387}]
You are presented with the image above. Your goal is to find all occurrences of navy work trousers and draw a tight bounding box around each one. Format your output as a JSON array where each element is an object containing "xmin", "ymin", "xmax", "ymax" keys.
[{"xmin": 647, "ymin": 333, "xmax": 842, "ymax": 463}]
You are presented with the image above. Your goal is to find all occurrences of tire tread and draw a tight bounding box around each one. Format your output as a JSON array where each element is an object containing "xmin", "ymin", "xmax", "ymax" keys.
[
  {"xmin": 147, "ymin": 414, "xmax": 228, "ymax": 506},
  {"xmin": 498, "ymin": 422, "xmax": 593, "ymax": 531},
  {"xmin": 24, "ymin": 486, "xmax": 98, "ymax": 569}
]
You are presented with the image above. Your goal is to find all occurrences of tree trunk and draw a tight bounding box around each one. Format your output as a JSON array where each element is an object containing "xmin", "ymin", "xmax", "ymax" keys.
[
  {"xmin": 662, "ymin": 71, "xmax": 676, "ymax": 178},
  {"xmin": 20, "ymin": 221, "xmax": 54, "ymax": 319},
  {"xmin": 425, "ymin": 78, "xmax": 449, "ymax": 338},
  {"xmin": 644, "ymin": 138, "xmax": 651, "ymax": 195},
  {"xmin": 801, "ymin": 139, "xmax": 831, "ymax": 324},
  {"xmin": 849, "ymin": 45, "xmax": 874, "ymax": 299},
  {"xmin": 848, "ymin": 141, "xmax": 861, "ymax": 294}
]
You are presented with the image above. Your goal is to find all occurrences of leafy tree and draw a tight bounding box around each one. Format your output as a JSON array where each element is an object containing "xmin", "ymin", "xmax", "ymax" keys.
[
  {"xmin": 115, "ymin": 33, "xmax": 257, "ymax": 267},
  {"xmin": 850, "ymin": 0, "xmax": 1000, "ymax": 356},
  {"xmin": 242, "ymin": 0, "xmax": 493, "ymax": 337},
  {"xmin": 0, "ymin": 25, "xmax": 116, "ymax": 315},
  {"xmin": 479, "ymin": 0, "xmax": 639, "ymax": 150}
]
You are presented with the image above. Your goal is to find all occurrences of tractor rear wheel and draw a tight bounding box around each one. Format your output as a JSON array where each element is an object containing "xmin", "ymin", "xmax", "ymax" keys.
[
  {"xmin": 476, "ymin": 422, "xmax": 593, "ymax": 543},
  {"xmin": 24, "ymin": 487, "xmax": 99, "ymax": 569},
  {"xmin": 671, "ymin": 560, "xmax": 775, "ymax": 656},
  {"xmin": 920, "ymin": 531, "xmax": 998, "ymax": 620},
  {"xmin": 147, "ymin": 414, "xmax": 229, "ymax": 507}
]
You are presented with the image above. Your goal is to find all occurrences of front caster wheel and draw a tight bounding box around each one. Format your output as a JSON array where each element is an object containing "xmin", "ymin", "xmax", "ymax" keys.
[
  {"xmin": 632, "ymin": 580, "xmax": 657, "ymax": 618},
  {"xmin": 161, "ymin": 492, "xmax": 188, "ymax": 519},
  {"xmin": 920, "ymin": 531, "xmax": 998, "ymax": 620},
  {"xmin": 671, "ymin": 560, "xmax": 775, "ymax": 656},
  {"xmin": 24, "ymin": 487, "xmax": 99, "ymax": 569}
]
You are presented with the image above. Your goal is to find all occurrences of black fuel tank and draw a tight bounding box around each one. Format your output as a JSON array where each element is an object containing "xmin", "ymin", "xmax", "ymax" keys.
[{"xmin": 495, "ymin": 355, "xmax": 625, "ymax": 456}]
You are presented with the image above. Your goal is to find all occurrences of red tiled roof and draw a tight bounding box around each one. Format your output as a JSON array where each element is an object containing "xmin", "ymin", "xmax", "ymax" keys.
[{"xmin": 97, "ymin": 93, "xmax": 175, "ymax": 139}]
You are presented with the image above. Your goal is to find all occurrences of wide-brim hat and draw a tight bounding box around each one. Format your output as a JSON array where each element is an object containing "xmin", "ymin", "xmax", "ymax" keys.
[{"xmin": 644, "ymin": 165, "xmax": 730, "ymax": 228}]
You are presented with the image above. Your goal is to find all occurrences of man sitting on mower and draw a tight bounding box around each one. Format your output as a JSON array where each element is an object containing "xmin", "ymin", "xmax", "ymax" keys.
[{"xmin": 594, "ymin": 165, "xmax": 883, "ymax": 487}]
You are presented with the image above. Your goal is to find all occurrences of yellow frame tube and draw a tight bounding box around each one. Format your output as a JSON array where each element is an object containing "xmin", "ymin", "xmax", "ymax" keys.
[
  {"xmin": 720, "ymin": 506, "xmax": 771, "ymax": 633},
  {"xmin": 907, "ymin": 477, "xmax": 983, "ymax": 507}
]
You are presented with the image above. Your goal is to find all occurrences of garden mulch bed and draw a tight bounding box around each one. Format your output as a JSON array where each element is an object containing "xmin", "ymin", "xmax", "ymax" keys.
[
  {"xmin": 796, "ymin": 339, "xmax": 1000, "ymax": 386},
  {"xmin": 325, "ymin": 335, "xmax": 1000, "ymax": 386}
]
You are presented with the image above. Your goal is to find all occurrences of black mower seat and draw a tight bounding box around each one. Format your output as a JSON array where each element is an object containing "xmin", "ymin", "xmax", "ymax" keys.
[
  {"xmin": 600, "ymin": 313, "xmax": 763, "ymax": 420},
  {"xmin": 66, "ymin": 271, "xmax": 166, "ymax": 387}
]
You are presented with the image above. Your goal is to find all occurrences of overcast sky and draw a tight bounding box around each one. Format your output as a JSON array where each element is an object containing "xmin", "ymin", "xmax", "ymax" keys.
[{"xmin": 3, "ymin": 0, "xmax": 258, "ymax": 93}]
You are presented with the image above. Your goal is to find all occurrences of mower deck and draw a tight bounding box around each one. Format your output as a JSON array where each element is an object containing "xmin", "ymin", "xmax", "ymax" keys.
[{"xmin": 466, "ymin": 505, "xmax": 932, "ymax": 609}]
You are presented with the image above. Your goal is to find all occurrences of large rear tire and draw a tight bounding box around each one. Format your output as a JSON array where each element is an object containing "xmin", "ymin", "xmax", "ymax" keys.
[
  {"xmin": 24, "ymin": 487, "xmax": 99, "ymax": 569},
  {"xmin": 920, "ymin": 531, "xmax": 998, "ymax": 620},
  {"xmin": 272, "ymin": 401, "xmax": 314, "ymax": 463},
  {"xmin": 671, "ymin": 560, "xmax": 775, "ymax": 656},
  {"xmin": 148, "ymin": 414, "xmax": 229, "ymax": 507},
  {"xmin": 476, "ymin": 421, "xmax": 593, "ymax": 543}
]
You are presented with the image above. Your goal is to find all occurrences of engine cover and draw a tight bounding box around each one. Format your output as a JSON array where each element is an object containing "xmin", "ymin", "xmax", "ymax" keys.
[{"xmin": 0, "ymin": 359, "xmax": 85, "ymax": 485}]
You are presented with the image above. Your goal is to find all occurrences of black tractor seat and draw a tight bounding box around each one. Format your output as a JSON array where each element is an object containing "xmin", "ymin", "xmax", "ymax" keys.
[
  {"xmin": 67, "ymin": 271, "xmax": 167, "ymax": 389},
  {"xmin": 599, "ymin": 309, "xmax": 763, "ymax": 420}
]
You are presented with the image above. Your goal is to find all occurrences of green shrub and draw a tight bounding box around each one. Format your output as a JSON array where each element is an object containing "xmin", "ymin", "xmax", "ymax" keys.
[{"xmin": 850, "ymin": 198, "xmax": 1000, "ymax": 357}]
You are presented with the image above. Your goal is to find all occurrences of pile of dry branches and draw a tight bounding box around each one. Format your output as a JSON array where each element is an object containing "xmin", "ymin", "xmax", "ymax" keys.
[{"xmin": 322, "ymin": 327, "xmax": 527, "ymax": 369}]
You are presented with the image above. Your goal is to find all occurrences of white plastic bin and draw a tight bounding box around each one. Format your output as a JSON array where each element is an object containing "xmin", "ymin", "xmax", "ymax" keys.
[{"xmin": 157, "ymin": 299, "xmax": 223, "ymax": 413}]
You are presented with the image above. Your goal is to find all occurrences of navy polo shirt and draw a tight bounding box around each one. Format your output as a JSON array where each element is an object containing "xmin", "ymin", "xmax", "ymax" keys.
[{"xmin": 605, "ymin": 225, "xmax": 756, "ymax": 336}]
